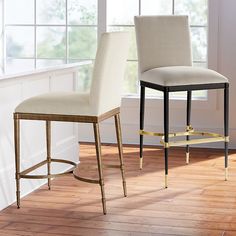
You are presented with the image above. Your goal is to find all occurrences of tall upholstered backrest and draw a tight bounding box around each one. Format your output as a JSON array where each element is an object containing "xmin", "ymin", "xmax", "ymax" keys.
[
  {"xmin": 134, "ymin": 15, "xmax": 192, "ymax": 74},
  {"xmin": 90, "ymin": 32, "xmax": 129, "ymax": 115}
]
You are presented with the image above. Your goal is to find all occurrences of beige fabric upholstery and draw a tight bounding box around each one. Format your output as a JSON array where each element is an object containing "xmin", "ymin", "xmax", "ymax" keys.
[
  {"xmin": 15, "ymin": 32, "xmax": 130, "ymax": 116},
  {"xmin": 134, "ymin": 15, "xmax": 228, "ymax": 87},
  {"xmin": 142, "ymin": 66, "xmax": 228, "ymax": 86},
  {"xmin": 134, "ymin": 15, "xmax": 192, "ymax": 73}
]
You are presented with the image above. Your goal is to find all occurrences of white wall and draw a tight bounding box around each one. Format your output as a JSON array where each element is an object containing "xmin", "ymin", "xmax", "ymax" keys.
[
  {"xmin": 78, "ymin": 0, "xmax": 236, "ymax": 149},
  {"xmin": 0, "ymin": 66, "xmax": 80, "ymax": 211}
]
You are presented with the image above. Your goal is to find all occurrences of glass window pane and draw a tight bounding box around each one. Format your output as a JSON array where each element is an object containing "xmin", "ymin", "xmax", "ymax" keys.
[
  {"xmin": 192, "ymin": 90, "xmax": 207, "ymax": 100},
  {"xmin": 73, "ymin": 62, "xmax": 94, "ymax": 92},
  {"xmin": 36, "ymin": 59, "xmax": 65, "ymax": 68},
  {"xmin": 5, "ymin": 59, "xmax": 34, "ymax": 74},
  {"xmin": 36, "ymin": 0, "xmax": 66, "ymax": 25},
  {"xmin": 141, "ymin": 0, "xmax": 172, "ymax": 15},
  {"xmin": 68, "ymin": 27, "xmax": 97, "ymax": 60},
  {"xmin": 124, "ymin": 61, "xmax": 138, "ymax": 95},
  {"xmin": 68, "ymin": 0, "xmax": 97, "ymax": 25},
  {"xmin": 108, "ymin": 26, "xmax": 137, "ymax": 60},
  {"xmin": 145, "ymin": 88, "xmax": 162, "ymax": 97},
  {"xmin": 193, "ymin": 62, "xmax": 207, "ymax": 68},
  {"xmin": 37, "ymin": 27, "xmax": 66, "ymax": 58},
  {"xmin": 107, "ymin": 0, "xmax": 138, "ymax": 25},
  {"xmin": 191, "ymin": 27, "xmax": 207, "ymax": 62},
  {"xmin": 6, "ymin": 27, "xmax": 34, "ymax": 58},
  {"xmin": 175, "ymin": 0, "xmax": 208, "ymax": 25},
  {"xmin": 5, "ymin": 0, "xmax": 34, "ymax": 24}
]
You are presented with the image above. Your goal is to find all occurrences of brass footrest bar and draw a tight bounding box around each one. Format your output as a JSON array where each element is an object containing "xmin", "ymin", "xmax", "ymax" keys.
[
  {"xmin": 140, "ymin": 129, "xmax": 229, "ymax": 148},
  {"xmin": 73, "ymin": 171, "xmax": 99, "ymax": 184},
  {"xmin": 19, "ymin": 159, "xmax": 77, "ymax": 179}
]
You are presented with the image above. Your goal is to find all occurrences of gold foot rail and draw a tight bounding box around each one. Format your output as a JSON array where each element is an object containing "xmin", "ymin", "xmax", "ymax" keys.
[
  {"xmin": 139, "ymin": 129, "xmax": 229, "ymax": 148},
  {"xmin": 19, "ymin": 159, "xmax": 77, "ymax": 179}
]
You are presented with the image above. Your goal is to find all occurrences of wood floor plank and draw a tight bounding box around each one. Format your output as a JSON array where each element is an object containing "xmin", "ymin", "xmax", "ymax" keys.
[{"xmin": 1, "ymin": 143, "xmax": 236, "ymax": 235}]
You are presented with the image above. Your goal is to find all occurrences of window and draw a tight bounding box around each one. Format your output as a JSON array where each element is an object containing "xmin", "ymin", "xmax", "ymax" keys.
[
  {"xmin": 1, "ymin": 0, "xmax": 208, "ymax": 99},
  {"xmin": 107, "ymin": 0, "xmax": 208, "ymax": 99},
  {"xmin": 2, "ymin": 0, "xmax": 97, "ymax": 90}
]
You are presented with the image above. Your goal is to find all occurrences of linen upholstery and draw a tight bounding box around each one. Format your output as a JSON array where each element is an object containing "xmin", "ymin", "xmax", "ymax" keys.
[
  {"xmin": 134, "ymin": 15, "xmax": 192, "ymax": 73},
  {"xmin": 15, "ymin": 32, "xmax": 130, "ymax": 116},
  {"xmin": 142, "ymin": 66, "xmax": 228, "ymax": 87}
]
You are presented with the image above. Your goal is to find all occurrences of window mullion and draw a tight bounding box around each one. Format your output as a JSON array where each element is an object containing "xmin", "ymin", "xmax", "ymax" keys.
[
  {"xmin": 34, "ymin": 0, "xmax": 37, "ymax": 68},
  {"xmin": 172, "ymin": 0, "xmax": 175, "ymax": 15},
  {"xmin": 98, "ymin": 0, "xmax": 106, "ymax": 40},
  {"xmin": 65, "ymin": 0, "xmax": 68, "ymax": 63},
  {"xmin": 1, "ymin": 0, "xmax": 5, "ymax": 73}
]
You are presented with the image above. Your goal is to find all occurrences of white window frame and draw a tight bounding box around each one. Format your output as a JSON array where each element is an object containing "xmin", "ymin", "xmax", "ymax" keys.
[
  {"xmin": 0, "ymin": 0, "xmax": 221, "ymax": 111},
  {"xmin": 1, "ymin": 0, "xmax": 98, "ymax": 74}
]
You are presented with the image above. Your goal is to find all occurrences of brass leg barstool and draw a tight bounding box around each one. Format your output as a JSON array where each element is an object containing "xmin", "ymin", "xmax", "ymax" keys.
[{"xmin": 14, "ymin": 32, "xmax": 130, "ymax": 214}]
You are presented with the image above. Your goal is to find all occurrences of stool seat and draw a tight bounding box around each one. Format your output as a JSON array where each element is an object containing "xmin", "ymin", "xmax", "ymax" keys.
[
  {"xmin": 16, "ymin": 92, "xmax": 101, "ymax": 116},
  {"xmin": 141, "ymin": 66, "xmax": 228, "ymax": 87}
]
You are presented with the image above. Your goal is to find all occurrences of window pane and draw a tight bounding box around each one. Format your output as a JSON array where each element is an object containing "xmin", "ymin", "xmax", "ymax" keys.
[
  {"xmin": 108, "ymin": 26, "xmax": 137, "ymax": 60},
  {"xmin": 36, "ymin": 0, "xmax": 66, "ymax": 25},
  {"xmin": 5, "ymin": 59, "xmax": 34, "ymax": 74},
  {"xmin": 191, "ymin": 27, "xmax": 207, "ymax": 62},
  {"xmin": 68, "ymin": 27, "xmax": 97, "ymax": 60},
  {"xmin": 6, "ymin": 27, "xmax": 34, "ymax": 58},
  {"xmin": 37, "ymin": 27, "xmax": 66, "ymax": 58},
  {"xmin": 192, "ymin": 90, "xmax": 207, "ymax": 99},
  {"xmin": 141, "ymin": 0, "xmax": 172, "ymax": 15},
  {"xmin": 124, "ymin": 61, "xmax": 138, "ymax": 95},
  {"xmin": 5, "ymin": 0, "xmax": 34, "ymax": 24},
  {"xmin": 36, "ymin": 59, "xmax": 65, "ymax": 68},
  {"xmin": 175, "ymin": 0, "xmax": 208, "ymax": 25},
  {"xmin": 107, "ymin": 0, "xmax": 138, "ymax": 25},
  {"xmin": 193, "ymin": 62, "xmax": 207, "ymax": 68},
  {"xmin": 68, "ymin": 0, "xmax": 97, "ymax": 25},
  {"xmin": 75, "ymin": 63, "xmax": 94, "ymax": 92}
]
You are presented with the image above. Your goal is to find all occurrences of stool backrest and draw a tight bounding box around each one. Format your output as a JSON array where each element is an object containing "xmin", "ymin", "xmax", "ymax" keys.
[
  {"xmin": 90, "ymin": 32, "xmax": 129, "ymax": 115},
  {"xmin": 134, "ymin": 15, "xmax": 192, "ymax": 74}
]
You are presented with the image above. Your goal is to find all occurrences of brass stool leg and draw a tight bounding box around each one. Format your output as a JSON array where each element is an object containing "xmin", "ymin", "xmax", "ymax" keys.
[
  {"xmin": 140, "ymin": 86, "xmax": 145, "ymax": 169},
  {"xmin": 114, "ymin": 113, "xmax": 127, "ymax": 197},
  {"xmin": 93, "ymin": 123, "xmax": 106, "ymax": 215},
  {"xmin": 164, "ymin": 89, "xmax": 169, "ymax": 188},
  {"xmin": 186, "ymin": 91, "xmax": 192, "ymax": 164},
  {"xmin": 46, "ymin": 121, "xmax": 51, "ymax": 190},
  {"xmin": 224, "ymin": 84, "xmax": 229, "ymax": 180},
  {"xmin": 14, "ymin": 116, "xmax": 20, "ymax": 208}
]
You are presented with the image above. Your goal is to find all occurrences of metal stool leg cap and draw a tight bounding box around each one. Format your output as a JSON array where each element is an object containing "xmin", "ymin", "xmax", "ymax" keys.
[
  {"xmin": 225, "ymin": 167, "xmax": 228, "ymax": 181},
  {"xmin": 165, "ymin": 175, "xmax": 168, "ymax": 188},
  {"xmin": 186, "ymin": 152, "xmax": 190, "ymax": 164},
  {"xmin": 140, "ymin": 157, "xmax": 143, "ymax": 170}
]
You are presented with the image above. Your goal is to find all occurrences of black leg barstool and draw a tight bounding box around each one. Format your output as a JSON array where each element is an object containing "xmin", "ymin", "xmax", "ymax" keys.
[{"xmin": 135, "ymin": 16, "xmax": 229, "ymax": 187}]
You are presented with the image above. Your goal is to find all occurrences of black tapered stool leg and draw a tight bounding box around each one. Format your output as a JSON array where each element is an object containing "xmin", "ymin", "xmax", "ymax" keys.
[
  {"xmin": 140, "ymin": 85, "xmax": 145, "ymax": 169},
  {"xmin": 164, "ymin": 89, "xmax": 169, "ymax": 188},
  {"xmin": 186, "ymin": 91, "xmax": 192, "ymax": 164},
  {"xmin": 224, "ymin": 83, "xmax": 229, "ymax": 180}
]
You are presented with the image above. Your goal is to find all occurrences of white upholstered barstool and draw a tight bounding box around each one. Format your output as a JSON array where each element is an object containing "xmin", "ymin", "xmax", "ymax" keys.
[
  {"xmin": 14, "ymin": 32, "xmax": 130, "ymax": 214},
  {"xmin": 135, "ymin": 16, "xmax": 229, "ymax": 188}
]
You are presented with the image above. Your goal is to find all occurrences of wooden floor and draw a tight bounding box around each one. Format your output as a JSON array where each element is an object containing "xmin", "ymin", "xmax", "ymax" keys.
[{"xmin": 1, "ymin": 143, "xmax": 236, "ymax": 235}]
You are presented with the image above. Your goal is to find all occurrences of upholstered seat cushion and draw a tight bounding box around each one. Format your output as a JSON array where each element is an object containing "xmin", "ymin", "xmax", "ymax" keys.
[
  {"xmin": 141, "ymin": 66, "xmax": 228, "ymax": 87},
  {"xmin": 15, "ymin": 92, "xmax": 100, "ymax": 116}
]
